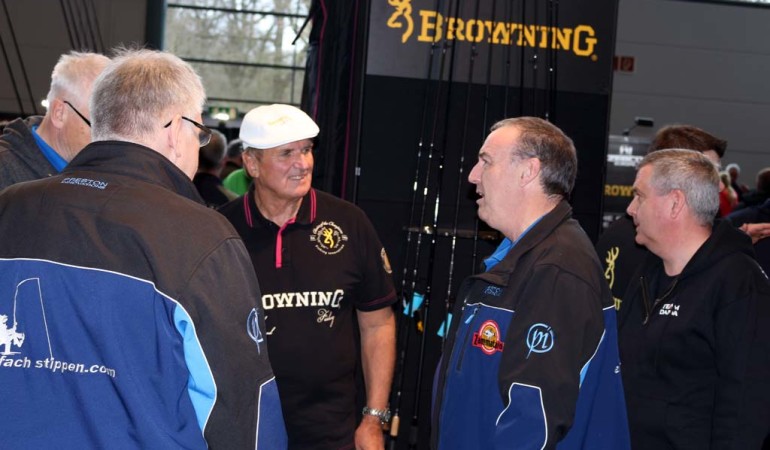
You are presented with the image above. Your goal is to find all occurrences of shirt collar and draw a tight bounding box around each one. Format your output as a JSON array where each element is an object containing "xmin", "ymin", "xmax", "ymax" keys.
[
  {"xmin": 483, "ymin": 214, "xmax": 546, "ymax": 271},
  {"xmin": 244, "ymin": 187, "xmax": 317, "ymax": 228},
  {"xmin": 31, "ymin": 125, "xmax": 67, "ymax": 172}
]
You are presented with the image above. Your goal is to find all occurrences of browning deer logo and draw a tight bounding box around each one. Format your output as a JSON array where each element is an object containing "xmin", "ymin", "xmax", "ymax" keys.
[
  {"xmin": 310, "ymin": 221, "xmax": 348, "ymax": 255},
  {"xmin": 387, "ymin": 0, "xmax": 414, "ymax": 43}
]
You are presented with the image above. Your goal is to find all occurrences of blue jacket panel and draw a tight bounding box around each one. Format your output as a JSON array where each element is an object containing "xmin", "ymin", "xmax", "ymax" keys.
[
  {"xmin": 557, "ymin": 307, "xmax": 630, "ymax": 450},
  {"xmin": 1, "ymin": 259, "xmax": 207, "ymax": 449}
]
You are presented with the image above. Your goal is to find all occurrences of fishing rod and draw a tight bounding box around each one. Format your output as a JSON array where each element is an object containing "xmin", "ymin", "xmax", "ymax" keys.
[
  {"xmin": 471, "ymin": 0, "xmax": 513, "ymax": 273},
  {"xmin": 407, "ymin": 0, "xmax": 465, "ymax": 446},
  {"xmin": 545, "ymin": 0, "xmax": 559, "ymax": 121},
  {"xmin": 502, "ymin": 0, "xmax": 515, "ymax": 118},
  {"xmin": 518, "ymin": 0, "xmax": 527, "ymax": 116},
  {"xmin": 531, "ymin": 0, "xmax": 540, "ymax": 116},
  {"xmin": 388, "ymin": 0, "xmax": 448, "ymax": 446},
  {"xmin": 441, "ymin": 0, "xmax": 486, "ymax": 346}
]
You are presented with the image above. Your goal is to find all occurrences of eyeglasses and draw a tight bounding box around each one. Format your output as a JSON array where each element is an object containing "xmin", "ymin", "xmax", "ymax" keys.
[
  {"xmin": 63, "ymin": 100, "xmax": 91, "ymax": 127},
  {"xmin": 164, "ymin": 116, "xmax": 212, "ymax": 147}
]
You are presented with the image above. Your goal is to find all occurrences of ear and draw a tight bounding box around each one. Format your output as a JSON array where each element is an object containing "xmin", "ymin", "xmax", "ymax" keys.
[
  {"xmin": 669, "ymin": 189, "xmax": 686, "ymax": 219},
  {"xmin": 49, "ymin": 99, "xmax": 66, "ymax": 129},
  {"xmin": 519, "ymin": 157, "xmax": 541, "ymax": 187},
  {"xmin": 242, "ymin": 151, "xmax": 260, "ymax": 178},
  {"xmin": 165, "ymin": 115, "xmax": 183, "ymax": 161}
]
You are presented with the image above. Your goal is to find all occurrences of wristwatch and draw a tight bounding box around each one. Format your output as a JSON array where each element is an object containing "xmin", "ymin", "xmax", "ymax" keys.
[{"xmin": 362, "ymin": 406, "xmax": 391, "ymax": 424}]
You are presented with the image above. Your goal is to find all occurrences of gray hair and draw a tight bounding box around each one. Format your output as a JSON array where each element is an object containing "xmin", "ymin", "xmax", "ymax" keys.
[
  {"xmin": 640, "ymin": 149, "xmax": 719, "ymax": 226},
  {"xmin": 491, "ymin": 116, "xmax": 577, "ymax": 197},
  {"xmin": 46, "ymin": 51, "xmax": 110, "ymax": 103},
  {"xmin": 90, "ymin": 48, "xmax": 205, "ymax": 143}
]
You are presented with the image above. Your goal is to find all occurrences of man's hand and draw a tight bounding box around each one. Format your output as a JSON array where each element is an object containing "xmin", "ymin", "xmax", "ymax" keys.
[
  {"xmin": 355, "ymin": 415, "xmax": 385, "ymax": 450},
  {"xmin": 740, "ymin": 222, "xmax": 770, "ymax": 244}
]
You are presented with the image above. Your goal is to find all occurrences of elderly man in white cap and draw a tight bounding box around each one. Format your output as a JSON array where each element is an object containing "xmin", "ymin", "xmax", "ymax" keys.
[{"xmin": 219, "ymin": 104, "xmax": 397, "ymax": 450}]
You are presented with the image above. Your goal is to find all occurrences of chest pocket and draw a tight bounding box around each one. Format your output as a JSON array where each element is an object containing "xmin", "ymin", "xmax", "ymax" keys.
[{"xmin": 438, "ymin": 299, "xmax": 515, "ymax": 449}]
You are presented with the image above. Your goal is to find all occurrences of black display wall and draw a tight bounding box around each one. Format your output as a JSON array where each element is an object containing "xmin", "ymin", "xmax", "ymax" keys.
[{"xmin": 303, "ymin": 1, "xmax": 619, "ymax": 448}]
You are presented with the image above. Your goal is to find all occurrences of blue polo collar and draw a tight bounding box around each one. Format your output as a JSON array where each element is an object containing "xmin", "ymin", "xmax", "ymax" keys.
[
  {"xmin": 483, "ymin": 215, "xmax": 545, "ymax": 271},
  {"xmin": 31, "ymin": 125, "xmax": 67, "ymax": 172}
]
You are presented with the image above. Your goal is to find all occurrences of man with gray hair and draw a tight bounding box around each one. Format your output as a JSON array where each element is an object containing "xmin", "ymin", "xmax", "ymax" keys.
[
  {"xmin": 432, "ymin": 117, "xmax": 629, "ymax": 449},
  {"xmin": 0, "ymin": 51, "xmax": 110, "ymax": 190},
  {"xmin": 0, "ymin": 49, "xmax": 286, "ymax": 448},
  {"xmin": 620, "ymin": 149, "xmax": 770, "ymax": 449},
  {"xmin": 219, "ymin": 104, "xmax": 397, "ymax": 449}
]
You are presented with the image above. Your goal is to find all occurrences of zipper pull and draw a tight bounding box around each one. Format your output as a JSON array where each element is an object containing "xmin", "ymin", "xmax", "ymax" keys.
[
  {"xmin": 640, "ymin": 276, "xmax": 652, "ymax": 325},
  {"xmin": 464, "ymin": 305, "xmax": 479, "ymax": 324}
]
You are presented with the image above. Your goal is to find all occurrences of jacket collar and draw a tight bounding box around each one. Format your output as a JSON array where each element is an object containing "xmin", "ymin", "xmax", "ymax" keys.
[
  {"xmin": 639, "ymin": 219, "xmax": 754, "ymax": 282},
  {"xmin": 4, "ymin": 116, "xmax": 53, "ymax": 173},
  {"xmin": 476, "ymin": 199, "xmax": 573, "ymax": 287},
  {"xmin": 66, "ymin": 140, "xmax": 203, "ymax": 203}
]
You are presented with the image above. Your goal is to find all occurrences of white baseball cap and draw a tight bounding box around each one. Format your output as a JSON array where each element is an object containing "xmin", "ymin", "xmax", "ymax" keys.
[{"xmin": 239, "ymin": 104, "xmax": 320, "ymax": 149}]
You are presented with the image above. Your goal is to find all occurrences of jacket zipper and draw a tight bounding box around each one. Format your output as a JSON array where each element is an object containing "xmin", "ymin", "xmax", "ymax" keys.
[
  {"xmin": 641, "ymin": 275, "xmax": 679, "ymax": 326},
  {"xmin": 455, "ymin": 304, "xmax": 480, "ymax": 371},
  {"xmin": 641, "ymin": 276, "xmax": 651, "ymax": 323}
]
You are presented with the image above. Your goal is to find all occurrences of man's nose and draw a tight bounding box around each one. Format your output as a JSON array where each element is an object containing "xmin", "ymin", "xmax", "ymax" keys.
[
  {"xmin": 626, "ymin": 198, "xmax": 637, "ymax": 217},
  {"xmin": 294, "ymin": 152, "xmax": 312, "ymax": 168},
  {"xmin": 468, "ymin": 162, "xmax": 481, "ymax": 184}
]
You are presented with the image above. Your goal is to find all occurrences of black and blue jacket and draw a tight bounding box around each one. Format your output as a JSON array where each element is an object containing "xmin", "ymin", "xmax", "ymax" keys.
[
  {"xmin": 432, "ymin": 200, "xmax": 630, "ymax": 449},
  {"xmin": 0, "ymin": 142, "xmax": 286, "ymax": 449}
]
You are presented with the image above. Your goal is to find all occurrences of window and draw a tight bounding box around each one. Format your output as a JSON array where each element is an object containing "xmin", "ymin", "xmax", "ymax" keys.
[
  {"xmin": 679, "ymin": 0, "xmax": 770, "ymax": 6},
  {"xmin": 164, "ymin": 0, "xmax": 311, "ymax": 118}
]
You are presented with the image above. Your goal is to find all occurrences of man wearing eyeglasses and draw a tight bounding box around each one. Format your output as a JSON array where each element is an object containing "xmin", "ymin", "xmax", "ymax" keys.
[
  {"xmin": 0, "ymin": 51, "xmax": 110, "ymax": 190},
  {"xmin": 0, "ymin": 49, "xmax": 286, "ymax": 449}
]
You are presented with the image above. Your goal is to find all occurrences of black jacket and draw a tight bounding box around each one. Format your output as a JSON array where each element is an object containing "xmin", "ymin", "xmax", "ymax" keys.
[
  {"xmin": 0, "ymin": 141, "xmax": 286, "ymax": 449},
  {"xmin": 618, "ymin": 220, "xmax": 770, "ymax": 449},
  {"xmin": 0, "ymin": 116, "xmax": 53, "ymax": 190}
]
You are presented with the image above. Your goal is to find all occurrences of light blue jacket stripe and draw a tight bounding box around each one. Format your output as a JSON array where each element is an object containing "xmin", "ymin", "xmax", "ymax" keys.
[{"xmin": 174, "ymin": 305, "xmax": 217, "ymax": 432}]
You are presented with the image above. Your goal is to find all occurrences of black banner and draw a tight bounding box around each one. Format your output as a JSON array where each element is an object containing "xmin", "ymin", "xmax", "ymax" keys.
[{"xmin": 368, "ymin": 0, "xmax": 615, "ymax": 94}]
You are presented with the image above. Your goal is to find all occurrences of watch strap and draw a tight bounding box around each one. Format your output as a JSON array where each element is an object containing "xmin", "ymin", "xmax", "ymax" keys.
[{"xmin": 362, "ymin": 406, "xmax": 391, "ymax": 423}]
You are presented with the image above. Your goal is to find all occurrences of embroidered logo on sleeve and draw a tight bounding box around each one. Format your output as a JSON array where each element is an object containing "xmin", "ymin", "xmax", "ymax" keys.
[
  {"xmin": 526, "ymin": 323, "xmax": 554, "ymax": 358},
  {"xmin": 472, "ymin": 320, "xmax": 505, "ymax": 355},
  {"xmin": 310, "ymin": 221, "xmax": 348, "ymax": 255},
  {"xmin": 381, "ymin": 248, "xmax": 393, "ymax": 274},
  {"xmin": 247, "ymin": 308, "xmax": 265, "ymax": 353}
]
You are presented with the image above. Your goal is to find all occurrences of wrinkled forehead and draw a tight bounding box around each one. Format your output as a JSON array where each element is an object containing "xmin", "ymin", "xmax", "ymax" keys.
[
  {"xmin": 273, "ymin": 138, "xmax": 314, "ymax": 151},
  {"xmin": 480, "ymin": 127, "xmax": 520, "ymax": 157}
]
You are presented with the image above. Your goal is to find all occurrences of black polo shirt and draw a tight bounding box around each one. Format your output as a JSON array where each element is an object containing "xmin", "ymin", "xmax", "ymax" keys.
[{"xmin": 219, "ymin": 187, "xmax": 396, "ymax": 449}]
